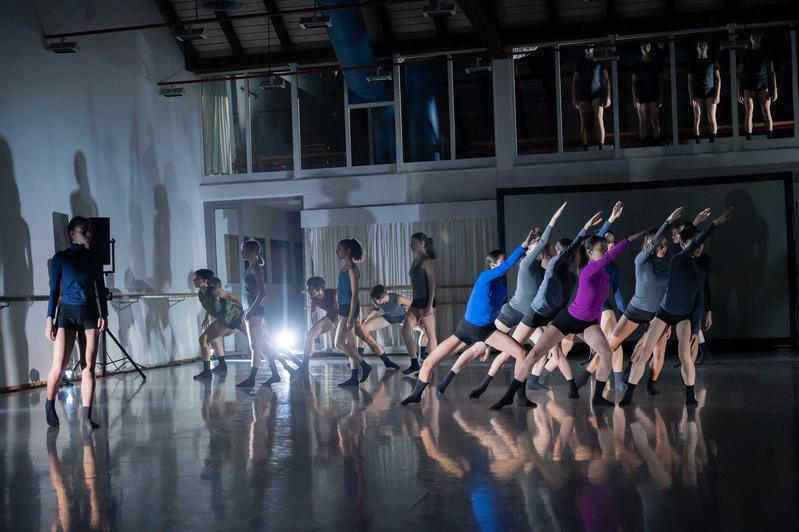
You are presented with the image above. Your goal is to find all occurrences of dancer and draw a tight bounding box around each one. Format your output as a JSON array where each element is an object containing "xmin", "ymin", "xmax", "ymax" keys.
[
  {"xmin": 620, "ymin": 208, "xmax": 733, "ymax": 407},
  {"xmin": 738, "ymin": 33, "xmax": 778, "ymax": 140},
  {"xmin": 436, "ymin": 202, "xmax": 567, "ymax": 394},
  {"xmin": 573, "ymin": 46, "xmax": 611, "ymax": 150},
  {"xmin": 45, "ymin": 217, "xmax": 107, "ymax": 429},
  {"xmin": 493, "ymin": 205, "xmax": 647, "ymax": 410},
  {"xmin": 688, "ymin": 41, "xmax": 721, "ymax": 143},
  {"xmin": 334, "ymin": 239, "xmax": 372, "ymax": 386},
  {"xmin": 235, "ymin": 240, "xmax": 286, "ymax": 389},
  {"xmin": 402, "ymin": 232, "xmax": 438, "ymax": 375},
  {"xmin": 353, "ymin": 284, "xmax": 406, "ymax": 370},
  {"xmin": 192, "ymin": 269, "xmax": 244, "ymax": 380},
  {"xmin": 400, "ymin": 229, "xmax": 539, "ymax": 406},
  {"xmin": 300, "ymin": 276, "xmax": 338, "ymax": 372},
  {"xmin": 633, "ymin": 42, "xmax": 664, "ymax": 145},
  {"xmin": 469, "ymin": 210, "xmax": 605, "ymax": 399}
]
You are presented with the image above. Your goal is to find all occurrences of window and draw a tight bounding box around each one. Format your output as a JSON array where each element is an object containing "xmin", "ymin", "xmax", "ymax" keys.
[
  {"xmin": 452, "ymin": 58, "xmax": 495, "ymax": 158},
  {"xmin": 224, "ymin": 234, "xmax": 240, "ymax": 283},
  {"xmin": 202, "ymin": 79, "xmax": 247, "ymax": 175},
  {"xmin": 299, "ymin": 72, "xmax": 346, "ymax": 169},
  {"xmin": 561, "ymin": 48, "xmax": 617, "ymax": 151},
  {"xmin": 401, "ymin": 62, "xmax": 450, "ymax": 162},
  {"xmin": 515, "ymin": 52, "xmax": 558, "ymax": 154},
  {"xmin": 249, "ymin": 75, "xmax": 293, "ymax": 172},
  {"xmin": 351, "ymin": 106, "xmax": 396, "ymax": 166}
]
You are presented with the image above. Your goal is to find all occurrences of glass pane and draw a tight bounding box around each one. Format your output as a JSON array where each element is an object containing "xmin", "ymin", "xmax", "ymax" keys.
[
  {"xmin": 453, "ymin": 58, "xmax": 495, "ymax": 158},
  {"xmin": 249, "ymin": 75, "xmax": 293, "ymax": 172},
  {"xmin": 202, "ymin": 79, "xmax": 247, "ymax": 175},
  {"xmin": 346, "ymin": 69, "xmax": 394, "ymax": 105},
  {"xmin": 675, "ymin": 37, "xmax": 732, "ymax": 144},
  {"xmin": 736, "ymin": 30, "xmax": 794, "ymax": 139},
  {"xmin": 515, "ymin": 51, "xmax": 558, "ymax": 154},
  {"xmin": 351, "ymin": 106, "xmax": 396, "ymax": 166},
  {"xmin": 401, "ymin": 62, "xmax": 451, "ymax": 162},
  {"xmin": 618, "ymin": 41, "xmax": 673, "ymax": 148},
  {"xmin": 299, "ymin": 72, "xmax": 346, "ymax": 169},
  {"xmin": 561, "ymin": 47, "xmax": 616, "ymax": 151}
]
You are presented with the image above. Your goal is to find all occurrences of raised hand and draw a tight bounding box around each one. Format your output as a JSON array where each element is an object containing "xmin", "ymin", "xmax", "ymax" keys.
[
  {"xmin": 713, "ymin": 207, "xmax": 734, "ymax": 225},
  {"xmin": 584, "ymin": 211, "xmax": 603, "ymax": 231},
  {"xmin": 627, "ymin": 229, "xmax": 649, "ymax": 242},
  {"xmin": 693, "ymin": 208, "xmax": 711, "ymax": 226},
  {"xmin": 667, "ymin": 206, "xmax": 685, "ymax": 224},
  {"xmin": 609, "ymin": 201, "xmax": 623, "ymax": 222},
  {"xmin": 550, "ymin": 201, "xmax": 568, "ymax": 225},
  {"xmin": 521, "ymin": 230, "xmax": 537, "ymax": 248}
]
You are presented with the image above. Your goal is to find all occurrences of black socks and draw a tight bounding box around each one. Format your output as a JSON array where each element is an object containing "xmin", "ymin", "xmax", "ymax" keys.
[
  {"xmin": 359, "ymin": 360, "xmax": 372, "ymax": 383},
  {"xmin": 685, "ymin": 385, "xmax": 698, "ymax": 406},
  {"xmin": 211, "ymin": 357, "xmax": 227, "ymax": 373},
  {"xmin": 592, "ymin": 380, "xmax": 615, "ymax": 407},
  {"xmin": 567, "ymin": 379, "xmax": 579, "ymax": 399},
  {"xmin": 695, "ymin": 135, "xmax": 701, "ymax": 144},
  {"xmin": 709, "ymin": 133, "xmax": 716, "ymax": 143},
  {"xmin": 515, "ymin": 384, "xmax": 537, "ymax": 408},
  {"xmin": 419, "ymin": 346, "xmax": 427, "ymax": 360},
  {"xmin": 490, "ymin": 379, "xmax": 524, "ymax": 410},
  {"xmin": 766, "ymin": 130, "xmax": 773, "ymax": 139},
  {"xmin": 338, "ymin": 368, "xmax": 360, "ymax": 387},
  {"xmin": 619, "ymin": 382, "xmax": 636, "ymax": 406},
  {"xmin": 469, "ymin": 374, "xmax": 493, "ymax": 398},
  {"xmin": 436, "ymin": 371, "xmax": 456, "ymax": 394},
  {"xmin": 45, "ymin": 399, "xmax": 59, "ymax": 427},
  {"xmin": 746, "ymin": 132, "xmax": 752, "ymax": 140},
  {"xmin": 622, "ymin": 360, "xmax": 633, "ymax": 382},
  {"xmin": 263, "ymin": 361, "xmax": 281, "ymax": 387},
  {"xmin": 647, "ymin": 378, "xmax": 660, "ymax": 396},
  {"xmin": 82, "ymin": 406, "xmax": 99, "ymax": 430},
  {"xmin": 380, "ymin": 354, "xmax": 400, "ymax": 370},
  {"xmin": 399, "ymin": 379, "xmax": 428, "ymax": 405},
  {"xmin": 403, "ymin": 358, "xmax": 421, "ymax": 375},
  {"xmin": 236, "ymin": 366, "xmax": 259, "ymax": 388},
  {"xmin": 574, "ymin": 369, "xmax": 591, "ymax": 390},
  {"xmin": 193, "ymin": 360, "xmax": 212, "ymax": 380}
]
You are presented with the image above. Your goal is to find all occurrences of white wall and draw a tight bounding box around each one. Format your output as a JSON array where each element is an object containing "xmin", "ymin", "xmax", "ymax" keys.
[{"xmin": 0, "ymin": 1, "xmax": 204, "ymax": 389}]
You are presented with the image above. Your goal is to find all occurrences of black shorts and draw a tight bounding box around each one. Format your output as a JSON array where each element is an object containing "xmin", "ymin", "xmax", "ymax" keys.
[
  {"xmin": 57, "ymin": 304, "xmax": 100, "ymax": 331},
  {"xmin": 224, "ymin": 314, "xmax": 243, "ymax": 330},
  {"xmin": 411, "ymin": 297, "xmax": 436, "ymax": 309},
  {"xmin": 692, "ymin": 86, "xmax": 716, "ymax": 100},
  {"xmin": 601, "ymin": 297, "xmax": 619, "ymax": 313},
  {"xmin": 454, "ymin": 319, "xmax": 496, "ymax": 345},
  {"xmin": 579, "ymin": 88, "xmax": 606, "ymax": 102},
  {"xmin": 624, "ymin": 304, "xmax": 656, "ymax": 325},
  {"xmin": 384, "ymin": 313, "xmax": 405, "ymax": 325},
  {"xmin": 551, "ymin": 310, "xmax": 598, "ymax": 336},
  {"xmin": 521, "ymin": 310, "xmax": 555, "ymax": 329},
  {"xmin": 496, "ymin": 303, "xmax": 524, "ymax": 328},
  {"xmin": 338, "ymin": 303, "xmax": 360, "ymax": 320},
  {"xmin": 637, "ymin": 91, "xmax": 659, "ymax": 104},
  {"xmin": 655, "ymin": 307, "xmax": 692, "ymax": 326}
]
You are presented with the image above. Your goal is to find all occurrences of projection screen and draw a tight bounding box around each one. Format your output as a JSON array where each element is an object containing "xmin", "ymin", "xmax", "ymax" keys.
[{"xmin": 498, "ymin": 173, "xmax": 797, "ymax": 347}]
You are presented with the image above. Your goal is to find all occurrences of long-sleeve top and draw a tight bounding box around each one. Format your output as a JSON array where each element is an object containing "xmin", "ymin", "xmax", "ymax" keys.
[
  {"xmin": 508, "ymin": 225, "xmax": 553, "ymax": 313},
  {"xmin": 464, "ymin": 245, "xmax": 526, "ymax": 327},
  {"xmin": 660, "ymin": 224, "xmax": 716, "ymax": 334},
  {"xmin": 47, "ymin": 243, "xmax": 108, "ymax": 317},
  {"xmin": 568, "ymin": 238, "xmax": 631, "ymax": 322},
  {"xmin": 597, "ymin": 220, "xmax": 626, "ymax": 313},
  {"xmin": 628, "ymin": 221, "xmax": 671, "ymax": 313},
  {"xmin": 531, "ymin": 228, "xmax": 586, "ymax": 317}
]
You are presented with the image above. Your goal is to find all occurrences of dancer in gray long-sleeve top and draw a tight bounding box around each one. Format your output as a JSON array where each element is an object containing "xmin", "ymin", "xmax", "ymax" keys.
[
  {"xmin": 435, "ymin": 203, "xmax": 567, "ymax": 395},
  {"xmin": 620, "ymin": 207, "xmax": 733, "ymax": 407}
]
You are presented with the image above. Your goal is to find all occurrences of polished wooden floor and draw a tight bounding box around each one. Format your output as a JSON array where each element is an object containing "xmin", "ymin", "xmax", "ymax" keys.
[{"xmin": 1, "ymin": 354, "xmax": 796, "ymax": 531}]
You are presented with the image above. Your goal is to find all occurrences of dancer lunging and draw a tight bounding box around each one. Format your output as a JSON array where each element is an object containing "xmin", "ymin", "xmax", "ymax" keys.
[
  {"xmin": 355, "ymin": 285, "xmax": 410, "ymax": 370},
  {"xmin": 192, "ymin": 270, "xmax": 244, "ymax": 380},
  {"xmin": 300, "ymin": 276, "xmax": 338, "ymax": 372}
]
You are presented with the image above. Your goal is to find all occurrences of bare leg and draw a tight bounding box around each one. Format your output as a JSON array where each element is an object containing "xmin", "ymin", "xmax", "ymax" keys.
[
  {"xmin": 593, "ymin": 99, "xmax": 606, "ymax": 147},
  {"xmin": 356, "ymin": 316, "xmax": 389, "ymax": 356},
  {"xmin": 402, "ymin": 310, "xmax": 420, "ymax": 361},
  {"xmin": 758, "ymin": 90, "xmax": 773, "ymax": 134},
  {"xmin": 78, "ymin": 329, "xmax": 100, "ymax": 429},
  {"xmin": 335, "ymin": 318, "xmax": 368, "ymax": 386},
  {"xmin": 301, "ymin": 317, "xmax": 334, "ymax": 370},
  {"xmin": 401, "ymin": 335, "xmax": 467, "ymax": 405},
  {"xmin": 582, "ymin": 325, "xmax": 616, "ymax": 406},
  {"xmin": 637, "ymin": 103, "xmax": 648, "ymax": 141},
  {"xmin": 744, "ymin": 91, "xmax": 755, "ymax": 135},
  {"xmin": 705, "ymin": 99, "xmax": 717, "ymax": 136},
  {"xmin": 648, "ymin": 102, "xmax": 661, "ymax": 141},
  {"xmin": 45, "ymin": 328, "xmax": 77, "ymax": 427},
  {"xmin": 450, "ymin": 342, "xmax": 486, "ymax": 374},
  {"xmin": 676, "ymin": 321, "xmax": 696, "ymax": 386},
  {"xmin": 418, "ymin": 309, "xmax": 439, "ymax": 356},
  {"xmin": 579, "ymin": 102, "xmax": 592, "ymax": 147},
  {"xmin": 692, "ymin": 100, "xmax": 702, "ymax": 136}
]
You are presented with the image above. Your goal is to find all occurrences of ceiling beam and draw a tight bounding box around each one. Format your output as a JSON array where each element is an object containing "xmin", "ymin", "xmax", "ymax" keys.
[
  {"xmin": 262, "ymin": 0, "xmax": 293, "ymax": 55},
  {"xmin": 375, "ymin": 5, "xmax": 394, "ymax": 44},
  {"xmin": 433, "ymin": 15, "xmax": 449, "ymax": 42},
  {"xmin": 214, "ymin": 11, "xmax": 244, "ymax": 56},
  {"xmin": 456, "ymin": 0, "xmax": 503, "ymax": 52},
  {"xmin": 152, "ymin": 0, "xmax": 197, "ymax": 64}
]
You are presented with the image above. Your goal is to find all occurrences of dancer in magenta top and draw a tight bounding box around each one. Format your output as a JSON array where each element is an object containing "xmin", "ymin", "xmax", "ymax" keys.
[{"xmin": 491, "ymin": 202, "xmax": 647, "ymax": 410}]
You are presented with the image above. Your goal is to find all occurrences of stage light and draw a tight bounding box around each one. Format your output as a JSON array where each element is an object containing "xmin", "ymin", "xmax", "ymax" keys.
[{"xmin": 276, "ymin": 328, "xmax": 297, "ymax": 350}]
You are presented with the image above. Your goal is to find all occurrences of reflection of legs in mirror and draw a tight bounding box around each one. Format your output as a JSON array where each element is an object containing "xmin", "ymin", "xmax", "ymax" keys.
[
  {"xmin": 705, "ymin": 99, "xmax": 718, "ymax": 142},
  {"xmin": 743, "ymin": 91, "xmax": 755, "ymax": 139},
  {"xmin": 676, "ymin": 321, "xmax": 698, "ymax": 406},
  {"xmin": 579, "ymin": 102, "xmax": 592, "ymax": 149},
  {"xmin": 637, "ymin": 103, "xmax": 648, "ymax": 142},
  {"xmin": 79, "ymin": 329, "xmax": 100, "ymax": 429},
  {"xmin": 758, "ymin": 90, "xmax": 773, "ymax": 138},
  {"xmin": 692, "ymin": 99, "xmax": 702, "ymax": 142},
  {"xmin": 593, "ymin": 100, "xmax": 606, "ymax": 148},
  {"xmin": 46, "ymin": 328, "xmax": 76, "ymax": 427},
  {"xmin": 648, "ymin": 102, "xmax": 661, "ymax": 142}
]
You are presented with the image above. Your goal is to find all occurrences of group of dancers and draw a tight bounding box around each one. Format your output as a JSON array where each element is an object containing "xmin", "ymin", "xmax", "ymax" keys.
[{"xmin": 42, "ymin": 200, "xmax": 731, "ymax": 429}]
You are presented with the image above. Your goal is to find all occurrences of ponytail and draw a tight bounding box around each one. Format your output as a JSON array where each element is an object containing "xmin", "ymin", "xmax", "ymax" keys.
[
  {"xmin": 412, "ymin": 232, "xmax": 436, "ymax": 259},
  {"xmin": 338, "ymin": 238, "xmax": 364, "ymax": 262},
  {"xmin": 243, "ymin": 239, "xmax": 265, "ymax": 267}
]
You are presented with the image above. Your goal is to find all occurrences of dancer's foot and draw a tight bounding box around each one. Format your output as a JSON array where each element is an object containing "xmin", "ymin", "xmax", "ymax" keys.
[
  {"xmin": 403, "ymin": 358, "xmax": 421, "ymax": 375},
  {"xmin": 45, "ymin": 399, "xmax": 59, "ymax": 427}
]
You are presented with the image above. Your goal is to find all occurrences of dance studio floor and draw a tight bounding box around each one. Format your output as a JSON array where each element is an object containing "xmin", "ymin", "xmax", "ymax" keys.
[{"xmin": 1, "ymin": 354, "xmax": 797, "ymax": 531}]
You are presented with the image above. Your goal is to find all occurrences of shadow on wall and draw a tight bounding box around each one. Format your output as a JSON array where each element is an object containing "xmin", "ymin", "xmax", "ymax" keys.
[
  {"xmin": 0, "ymin": 136, "xmax": 33, "ymax": 387},
  {"xmin": 71, "ymin": 150, "xmax": 99, "ymax": 218}
]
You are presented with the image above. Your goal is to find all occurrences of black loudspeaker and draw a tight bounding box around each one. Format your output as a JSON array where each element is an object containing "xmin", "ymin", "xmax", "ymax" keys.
[{"xmin": 89, "ymin": 217, "xmax": 111, "ymax": 266}]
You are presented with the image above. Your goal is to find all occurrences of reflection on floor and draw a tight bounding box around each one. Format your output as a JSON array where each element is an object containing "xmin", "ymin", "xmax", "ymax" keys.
[{"xmin": 0, "ymin": 355, "xmax": 797, "ymax": 531}]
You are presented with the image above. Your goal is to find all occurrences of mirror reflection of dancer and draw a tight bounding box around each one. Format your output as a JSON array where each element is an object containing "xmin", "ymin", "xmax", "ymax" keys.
[
  {"xmin": 493, "ymin": 207, "xmax": 647, "ymax": 410},
  {"xmin": 738, "ymin": 33, "xmax": 778, "ymax": 140},
  {"xmin": 300, "ymin": 276, "xmax": 337, "ymax": 372},
  {"xmin": 620, "ymin": 208, "xmax": 733, "ymax": 407},
  {"xmin": 334, "ymin": 239, "xmax": 372, "ymax": 387},
  {"xmin": 192, "ymin": 269, "xmax": 243, "ymax": 380},
  {"xmin": 400, "ymin": 229, "xmax": 538, "ymax": 406},
  {"xmin": 235, "ymin": 240, "xmax": 289, "ymax": 389},
  {"xmin": 573, "ymin": 46, "xmax": 611, "ymax": 150},
  {"xmin": 688, "ymin": 41, "xmax": 721, "ymax": 143},
  {"xmin": 355, "ymin": 285, "xmax": 410, "ymax": 370},
  {"xmin": 402, "ymin": 233, "xmax": 438, "ymax": 375},
  {"xmin": 45, "ymin": 216, "xmax": 107, "ymax": 429},
  {"xmin": 633, "ymin": 42, "xmax": 664, "ymax": 146}
]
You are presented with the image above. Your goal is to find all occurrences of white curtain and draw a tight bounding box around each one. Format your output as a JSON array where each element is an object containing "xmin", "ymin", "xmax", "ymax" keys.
[
  {"xmin": 304, "ymin": 217, "xmax": 497, "ymax": 350},
  {"xmin": 202, "ymin": 80, "xmax": 232, "ymax": 175}
]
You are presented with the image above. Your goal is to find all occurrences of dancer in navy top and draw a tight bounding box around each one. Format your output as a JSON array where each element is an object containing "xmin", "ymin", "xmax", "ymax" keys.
[
  {"xmin": 44, "ymin": 217, "xmax": 108, "ymax": 430},
  {"xmin": 399, "ymin": 228, "xmax": 538, "ymax": 406},
  {"xmin": 334, "ymin": 239, "xmax": 372, "ymax": 387}
]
